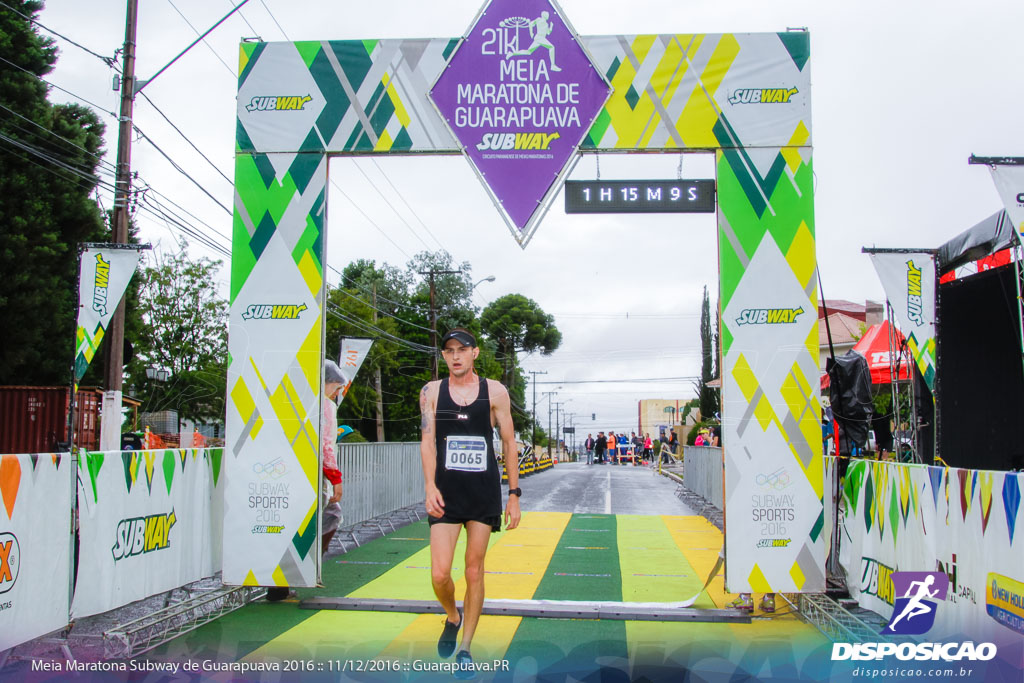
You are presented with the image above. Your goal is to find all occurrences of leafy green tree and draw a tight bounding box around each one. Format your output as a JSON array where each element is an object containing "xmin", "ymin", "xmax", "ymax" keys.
[
  {"xmin": 0, "ymin": 1, "xmax": 111, "ymax": 384},
  {"xmin": 325, "ymin": 261, "xmax": 405, "ymax": 441},
  {"xmin": 128, "ymin": 249, "xmax": 227, "ymax": 424},
  {"xmin": 480, "ymin": 294, "xmax": 561, "ymax": 389}
]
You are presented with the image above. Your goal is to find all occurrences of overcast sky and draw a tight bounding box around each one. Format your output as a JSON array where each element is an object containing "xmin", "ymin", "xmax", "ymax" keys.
[{"xmin": 35, "ymin": 0, "xmax": 1024, "ymax": 433}]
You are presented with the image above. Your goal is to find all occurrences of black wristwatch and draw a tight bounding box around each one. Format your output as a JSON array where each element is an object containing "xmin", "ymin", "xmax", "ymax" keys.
[{"xmin": 508, "ymin": 487, "xmax": 522, "ymax": 497}]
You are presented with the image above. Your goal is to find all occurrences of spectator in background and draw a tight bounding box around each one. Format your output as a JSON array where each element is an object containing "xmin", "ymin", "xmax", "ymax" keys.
[
  {"xmin": 594, "ymin": 431, "xmax": 607, "ymax": 464},
  {"xmin": 608, "ymin": 431, "xmax": 617, "ymax": 464},
  {"xmin": 643, "ymin": 433, "xmax": 653, "ymax": 459},
  {"xmin": 268, "ymin": 359, "xmax": 344, "ymax": 602},
  {"xmin": 669, "ymin": 430, "xmax": 679, "ymax": 455},
  {"xmin": 584, "ymin": 433, "xmax": 595, "ymax": 465},
  {"xmin": 711, "ymin": 424, "xmax": 721, "ymax": 448}
]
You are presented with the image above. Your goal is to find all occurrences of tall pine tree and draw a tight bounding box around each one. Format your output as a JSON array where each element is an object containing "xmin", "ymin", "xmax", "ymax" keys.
[
  {"xmin": 0, "ymin": 0, "xmax": 110, "ymax": 384},
  {"xmin": 696, "ymin": 285, "xmax": 719, "ymax": 421}
]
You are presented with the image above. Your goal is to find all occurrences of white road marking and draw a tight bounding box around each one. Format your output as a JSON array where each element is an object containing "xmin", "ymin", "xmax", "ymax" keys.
[{"xmin": 605, "ymin": 469, "xmax": 612, "ymax": 514}]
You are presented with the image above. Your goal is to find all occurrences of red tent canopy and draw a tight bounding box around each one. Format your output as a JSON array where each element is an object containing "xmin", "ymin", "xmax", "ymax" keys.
[{"xmin": 821, "ymin": 320, "xmax": 912, "ymax": 389}]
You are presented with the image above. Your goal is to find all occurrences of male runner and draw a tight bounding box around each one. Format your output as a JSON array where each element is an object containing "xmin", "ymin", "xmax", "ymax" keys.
[
  {"xmin": 505, "ymin": 10, "xmax": 561, "ymax": 71},
  {"xmin": 420, "ymin": 328, "xmax": 520, "ymax": 676},
  {"xmin": 887, "ymin": 575, "xmax": 939, "ymax": 631}
]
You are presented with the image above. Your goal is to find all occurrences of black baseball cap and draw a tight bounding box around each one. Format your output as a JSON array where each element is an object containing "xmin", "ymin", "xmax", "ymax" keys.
[{"xmin": 440, "ymin": 329, "xmax": 477, "ymax": 348}]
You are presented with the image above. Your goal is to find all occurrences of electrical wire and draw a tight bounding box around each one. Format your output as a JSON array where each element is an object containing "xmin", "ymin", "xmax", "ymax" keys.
[
  {"xmin": 348, "ymin": 160, "xmax": 433, "ymax": 252},
  {"xmin": 257, "ymin": 0, "xmax": 289, "ymax": 40},
  {"xmin": 0, "ymin": 103, "xmax": 117, "ymax": 172},
  {"xmin": 330, "ymin": 177, "xmax": 413, "ymax": 260},
  {"xmin": 0, "ymin": 54, "xmax": 117, "ymax": 118},
  {"xmin": 369, "ymin": 158, "xmax": 446, "ymax": 252},
  {"xmin": 137, "ymin": 92, "xmax": 233, "ymax": 185},
  {"xmin": 226, "ymin": 0, "xmax": 260, "ymax": 37},
  {"xmin": 132, "ymin": 123, "xmax": 232, "ymax": 215},
  {"xmin": 0, "ymin": 0, "xmax": 118, "ymax": 67},
  {"xmin": 165, "ymin": 0, "xmax": 237, "ymax": 78}
]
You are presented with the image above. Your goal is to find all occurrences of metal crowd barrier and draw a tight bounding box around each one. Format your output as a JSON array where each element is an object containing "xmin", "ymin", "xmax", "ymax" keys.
[
  {"xmin": 335, "ymin": 442, "xmax": 425, "ymax": 528},
  {"xmin": 681, "ymin": 445, "xmax": 723, "ymax": 510}
]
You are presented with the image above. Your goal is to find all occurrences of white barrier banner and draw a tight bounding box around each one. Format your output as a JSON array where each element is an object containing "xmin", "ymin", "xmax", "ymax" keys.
[
  {"xmin": 868, "ymin": 252, "xmax": 937, "ymax": 389},
  {"xmin": 0, "ymin": 453, "xmax": 73, "ymax": 651},
  {"xmin": 338, "ymin": 337, "xmax": 373, "ymax": 402},
  {"xmin": 989, "ymin": 165, "xmax": 1024, "ymax": 236},
  {"xmin": 72, "ymin": 448, "xmax": 224, "ymax": 618},
  {"xmin": 840, "ymin": 460, "xmax": 1024, "ymax": 643}
]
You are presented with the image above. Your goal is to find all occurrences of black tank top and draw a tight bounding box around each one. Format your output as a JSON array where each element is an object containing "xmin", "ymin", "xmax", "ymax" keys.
[{"xmin": 434, "ymin": 376, "xmax": 501, "ymax": 519}]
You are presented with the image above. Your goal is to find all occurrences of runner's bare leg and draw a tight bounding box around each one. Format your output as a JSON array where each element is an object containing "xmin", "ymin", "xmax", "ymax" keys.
[
  {"xmin": 459, "ymin": 520, "xmax": 491, "ymax": 651},
  {"xmin": 430, "ymin": 523, "xmax": 463, "ymax": 624}
]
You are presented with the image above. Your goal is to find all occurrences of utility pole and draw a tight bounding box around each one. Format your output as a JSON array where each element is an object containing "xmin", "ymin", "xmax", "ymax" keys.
[
  {"xmin": 554, "ymin": 401, "xmax": 564, "ymax": 459},
  {"xmin": 567, "ymin": 413, "xmax": 576, "ymax": 458},
  {"xmin": 543, "ymin": 391, "xmax": 557, "ymax": 459},
  {"xmin": 418, "ymin": 269, "xmax": 461, "ymax": 380},
  {"xmin": 372, "ymin": 283, "xmax": 385, "ymax": 442},
  {"xmin": 103, "ymin": 0, "xmax": 139, "ymax": 424},
  {"xmin": 528, "ymin": 370, "xmax": 547, "ymax": 457}
]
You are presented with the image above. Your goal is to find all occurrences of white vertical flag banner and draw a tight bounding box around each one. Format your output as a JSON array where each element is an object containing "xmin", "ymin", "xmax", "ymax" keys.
[
  {"xmin": 75, "ymin": 247, "xmax": 143, "ymax": 383},
  {"xmin": 989, "ymin": 165, "xmax": 1024, "ymax": 237},
  {"xmin": 338, "ymin": 338, "xmax": 374, "ymax": 402},
  {"xmin": 868, "ymin": 252, "xmax": 937, "ymax": 389}
]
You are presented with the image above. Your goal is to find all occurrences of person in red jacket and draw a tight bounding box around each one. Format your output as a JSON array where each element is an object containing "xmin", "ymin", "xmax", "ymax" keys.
[
  {"xmin": 267, "ymin": 360, "xmax": 344, "ymax": 602},
  {"xmin": 320, "ymin": 359, "xmax": 345, "ymax": 552}
]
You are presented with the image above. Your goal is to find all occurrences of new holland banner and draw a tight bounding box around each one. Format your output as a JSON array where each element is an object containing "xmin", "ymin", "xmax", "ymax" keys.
[
  {"xmin": 72, "ymin": 448, "xmax": 224, "ymax": 618},
  {"xmin": 75, "ymin": 246, "xmax": 143, "ymax": 382},
  {"xmin": 0, "ymin": 453, "xmax": 73, "ymax": 651},
  {"xmin": 339, "ymin": 337, "xmax": 373, "ymax": 401},
  {"xmin": 868, "ymin": 252, "xmax": 937, "ymax": 389},
  {"xmin": 989, "ymin": 165, "xmax": 1024, "ymax": 237}
]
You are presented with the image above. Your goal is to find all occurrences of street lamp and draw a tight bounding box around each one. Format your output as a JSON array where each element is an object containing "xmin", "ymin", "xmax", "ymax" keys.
[{"xmin": 472, "ymin": 275, "xmax": 496, "ymax": 290}]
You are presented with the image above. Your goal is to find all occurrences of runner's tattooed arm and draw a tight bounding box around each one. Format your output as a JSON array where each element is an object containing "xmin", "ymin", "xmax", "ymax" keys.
[{"xmin": 419, "ymin": 382, "xmax": 444, "ymax": 517}]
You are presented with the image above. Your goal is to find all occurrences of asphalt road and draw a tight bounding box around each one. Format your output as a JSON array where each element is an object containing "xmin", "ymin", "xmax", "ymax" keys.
[{"xmin": 515, "ymin": 461, "xmax": 696, "ymax": 516}]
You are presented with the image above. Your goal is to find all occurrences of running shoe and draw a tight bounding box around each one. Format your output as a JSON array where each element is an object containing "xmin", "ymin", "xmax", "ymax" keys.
[
  {"xmin": 437, "ymin": 607, "xmax": 463, "ymax": 658},
  {"xmin": 728, "ymin": 594, "xmax": 754, "ymax": 612},
  {"xmin": 760, "ymin": 593, "xmax": 776, "ymax": 613},
  {"xmin": 453, "ymin": 649, "xmax": 475, "ymax": 680}
]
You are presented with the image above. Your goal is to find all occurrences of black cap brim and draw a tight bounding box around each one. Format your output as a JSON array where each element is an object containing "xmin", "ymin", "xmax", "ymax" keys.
[{"xmin": 440, "ymin": 330, "xmax": 477, "ymax": 347}]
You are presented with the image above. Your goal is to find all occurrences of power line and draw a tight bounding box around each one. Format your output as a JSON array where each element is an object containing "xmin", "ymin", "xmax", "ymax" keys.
[
  {"xmin": 0, "ymin": 105, "xmax": 116, "ymax": 172},
  {"xmin": 132, "ymin": 123, "xmax": 232, "ymax": 215},
  {"xmin": 0, "ymin": 54, "xmax": 117, "ymax": 118},
  {"xmin": 348, "ymin": 160, "xmax": 432, "ymax": 252},
  {"xmin": 0, "ymin": 131, "xmax": 109, "ymax": 189},
  {"xmin": 257, "ymin": 0, "xmax": 290, "ymax": 40},
  {"xmin": 330, "ymin": 285, "xmax": 433, "ymax": 333},
  {"xmin": 137, "ymin": 91, "xmax": 233, "ymax": 185},
  {"xmin": 157, "ymin": 0, "xmax": 247, "ymax": 86},
  {"xmin": 531, "ymin": 376, "xmax": 700, "ymax": 385},
  {"xmin": 370, "ymin": 158, "xmax": 446, "ymax": 252},
  {"xmin": 330, "ymin": 177, "xmax": 413, "ymax": 260},
  {"xmin": 226, "ymin": 0, "xmax": 260, "ymax": 36},
  {"xmin": 0, "ymin": 0, "xmax": 117, "ymax": 67}
]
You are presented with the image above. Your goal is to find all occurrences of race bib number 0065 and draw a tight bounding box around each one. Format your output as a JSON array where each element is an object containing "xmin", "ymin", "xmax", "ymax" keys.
[{"xmin": 445, "ymin": 435, "xmax": 488, "ymax": 472}]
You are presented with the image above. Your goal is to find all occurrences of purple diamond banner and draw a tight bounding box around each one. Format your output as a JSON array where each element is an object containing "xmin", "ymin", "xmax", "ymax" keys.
[{"xmin": 430, "ymin": 0, "xmax": 611, "ymax": 246}]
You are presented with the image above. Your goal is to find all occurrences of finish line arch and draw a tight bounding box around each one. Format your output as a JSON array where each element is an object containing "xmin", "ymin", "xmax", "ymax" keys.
[{"xmin": 224, "ymin": 8, "xmax": 821, "ymax": 598}]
